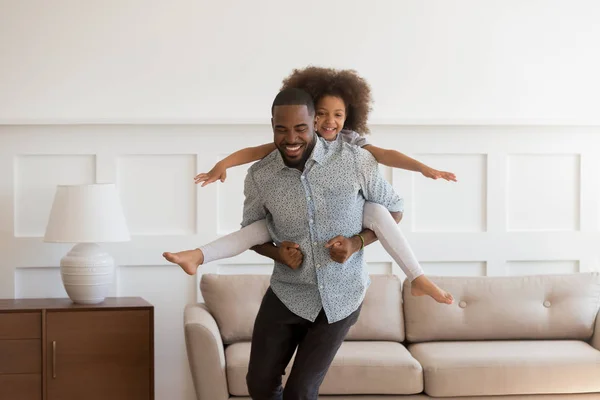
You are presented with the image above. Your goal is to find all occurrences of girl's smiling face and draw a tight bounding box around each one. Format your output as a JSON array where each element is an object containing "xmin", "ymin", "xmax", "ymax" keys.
[{"xmin": 315, "ymin": 95, "xmax": 346, "ymax": 141}]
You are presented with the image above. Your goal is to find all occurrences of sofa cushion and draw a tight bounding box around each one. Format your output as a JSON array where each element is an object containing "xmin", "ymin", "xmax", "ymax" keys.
[
  {"xmin": 226, "ymin": 341, "xmax": 423, "ymax": 396},
  {"xmin": 403, "ymin": 272, "xmax": 600, "ymax": 342},
  {"xmin": 201, "ymin": 274, "xmax": 270, "ymax": 344},
  {"xmin": 409, "ymin": 340, "xmax": 600, "ymax": 397},
  {"xmin": 201, "ymin": 273, "xmax": 404, "ymax": 344},
  {"xmin": 346, "ymin": 274, "xmax": 404, "ymax": 341}
]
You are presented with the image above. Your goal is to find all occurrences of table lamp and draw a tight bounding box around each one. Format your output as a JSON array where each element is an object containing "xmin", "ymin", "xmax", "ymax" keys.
[{"xmin": 44, "ymin": 184, "xmax": 130, "ymax": 304}]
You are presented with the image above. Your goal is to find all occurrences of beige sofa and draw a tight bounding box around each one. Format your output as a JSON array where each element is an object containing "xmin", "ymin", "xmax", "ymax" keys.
[{"xmin": 184, "ymin": 272, "xmax": 600, "ymax": 399}]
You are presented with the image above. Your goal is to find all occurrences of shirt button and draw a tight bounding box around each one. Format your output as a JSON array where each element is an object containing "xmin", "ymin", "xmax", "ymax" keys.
[
  {"xmin": 301, "ymin": 176, "xmax": 305, "ymax": 180},
  {"xmin": 313, "ymin": 242, "xmax": 318, "ymax": 246},
  {"xmin": 307, "ymin": 197, "xmax": 311, "ymax": 201},
  {"xmin": 319, "ymin": 285, "xmax": 323, "ymax": 289},
  {"xmin": 316, "ymin": 264, "xmax": 321, "ymax": 268},
  {"xmin": 309, "ymin": 219, "xmax": 314, "ymax": 224}
]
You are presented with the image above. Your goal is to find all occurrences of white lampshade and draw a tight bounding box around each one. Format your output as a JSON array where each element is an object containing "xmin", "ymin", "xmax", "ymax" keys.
[{"xmin": 44, "ymin": 184, "xmax": 130, "ymax": 243}]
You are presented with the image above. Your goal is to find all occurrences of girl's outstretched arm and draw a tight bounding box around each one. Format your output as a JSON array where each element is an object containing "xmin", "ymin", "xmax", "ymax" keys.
[
  {"xmin": 195, "ymin": 143, "xmax": 277, "ymax": 186},
  {"xmin": 363, "ymin": 144, "xmax": 457, "ymax": 182}
]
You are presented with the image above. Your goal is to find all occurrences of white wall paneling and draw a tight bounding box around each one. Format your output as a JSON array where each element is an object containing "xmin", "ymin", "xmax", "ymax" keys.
[
  {"xmin": 14, "ymin": 155, "xmax": 96, "ymax": 237},
  {"xmin": 118, "ymin": 154, "xmax": 197, "ymax": 236},
  {"xmin": 368, "ymin": 262, "xmax": 394, "ymax": 275},
  {"xmin": 507, "ymin": 260, "xmax": 580, "ymax": 276},
  {"xmin": 14, "ymin": 267, "xmax": 68, "ymax": 299},
  {"xmin": 507, "ymin": 154, "xmax": 580, "ymax": 232},
  {"xmin": 421, "ymin": 262, "xmax": 487, "ymax": 277},
  {"xmin": 412, "ymin": 154, "xmax": 487, "ymax": 232},
  {"xmin": 1, "ymin": 124, "xmax": 600, "ymax": 400}
]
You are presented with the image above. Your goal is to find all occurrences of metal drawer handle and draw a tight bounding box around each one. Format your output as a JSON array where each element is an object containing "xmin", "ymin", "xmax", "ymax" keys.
[{"xmin": 52, "ymin": 341, "xmax": 56, "ymax": 379}]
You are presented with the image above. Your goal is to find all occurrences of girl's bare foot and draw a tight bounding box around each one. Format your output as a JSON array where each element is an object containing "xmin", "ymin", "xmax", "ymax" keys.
[
  {"xmin": 162, "ymin": 249, "xmax": 204, "ymax": 275},
  {"xmin": 410, "ymin": 275, "xmax": 453, "ymax": 304}
]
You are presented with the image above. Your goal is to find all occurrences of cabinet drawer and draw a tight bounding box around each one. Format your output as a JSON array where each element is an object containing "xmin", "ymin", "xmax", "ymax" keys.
[
  {"xmin": 0, "ymin": 339, "xmax": 41, "ymax": 374},
  {"xmin": 0, "ymin": 312, "xmax": 41, "ymax": 339},
  {"xmin": 0, "ymin": 374, "xmax": 41, "ymax": 400}
]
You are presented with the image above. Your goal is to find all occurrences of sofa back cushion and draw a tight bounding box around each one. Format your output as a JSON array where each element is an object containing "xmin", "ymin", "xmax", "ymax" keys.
[
  {"xmin": 346, "ymin": 274, "xmax": 404, "ymax": 341},
  {"xmin": 201, "ymin": 273, "xmax": 404, "ymax": 344},
  {"xmin": 201, "ymin": 274, "xmax": 270, "ymax": 344},
  {"xmin": 403, "ymin": 272, "xmax": 600, "ymax": 343}
]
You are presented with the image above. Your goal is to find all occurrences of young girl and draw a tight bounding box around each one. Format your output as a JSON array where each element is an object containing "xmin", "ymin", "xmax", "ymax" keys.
[{"xmin": 163, "ymin": 67, "xmax": 456, "ymax": 304}]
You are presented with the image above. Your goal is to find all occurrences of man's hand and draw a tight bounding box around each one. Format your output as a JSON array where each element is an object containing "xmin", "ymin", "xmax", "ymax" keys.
[
  {"xmin": 278, "ymin": 241, "xmax": 303, "ymax": 269},
  {"xmin": 325, "ymin": 235, "xmax": 362, "ymax": 263}
]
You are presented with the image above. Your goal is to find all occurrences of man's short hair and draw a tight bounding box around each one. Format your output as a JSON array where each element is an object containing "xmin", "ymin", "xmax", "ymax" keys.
[{"xmin": 271, "ymin": 88, "xmax": 315, "ymax": 117}]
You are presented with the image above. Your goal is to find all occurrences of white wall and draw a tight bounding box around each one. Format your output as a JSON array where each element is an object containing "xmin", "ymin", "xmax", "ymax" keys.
[
  {"xmin": 1, "ymin": 0, "xmax": 599, "ymax": 123},
  {"xmin": 1, "ymin": 125, "xmax": 600, "ymax": 400},
  {"xmin": 1, "ymin": 2, "xmax": 600, "ymax": 400}
]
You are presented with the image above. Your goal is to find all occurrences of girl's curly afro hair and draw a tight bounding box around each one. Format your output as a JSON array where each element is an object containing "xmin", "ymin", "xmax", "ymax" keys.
[{"xmin": 280, "ymin": 66, "xmax": 373, "ymax": 135}]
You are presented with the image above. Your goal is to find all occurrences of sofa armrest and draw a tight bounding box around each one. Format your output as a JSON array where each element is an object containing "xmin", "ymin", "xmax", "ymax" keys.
[
  {"xmin": 184, "ymin": 303, "xmax": 229, "ymax": 400},
  {"xmin": 593, "ymin": 310, "xmax": 600, "ymax": 351}
]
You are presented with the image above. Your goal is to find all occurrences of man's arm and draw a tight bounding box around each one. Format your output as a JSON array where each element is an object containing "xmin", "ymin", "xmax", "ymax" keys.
[
  {"xmin": 357, "ymin": 148, "xmax": 404, "ymax": 213},
  {"xmin": 241, "ymin": 170, "xmax": 267, "ymax": 229},
  {"xmin": 251, "ymin": 243, "xmax": 280, "ymax": 261},
  {"xmin": 391, "ymin": 211, "xmax": 403, "ymax": 223},
  {"xmin": 251, "ymin": 242, "xmax": 303, "ymax": 269},
  {"xmin": 327, "ymin": 211, "xmax": 402, "ymax": 262},
  {"xmin": 240, "ymin": 171, "xmax": 279, "ymax": 260},
  {"xmin": 241, "ymin": 172, "xmax": 304, "ymax": 268},
  {"xmin": 325, "ymin": 149, "xmax": 405, "ymax": 261}
]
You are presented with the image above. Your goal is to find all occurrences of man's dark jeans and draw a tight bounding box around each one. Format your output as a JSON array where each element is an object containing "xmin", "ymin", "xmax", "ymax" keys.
[{"xmin": 246, "ymin": 287, "xmax": 362, "ymax": 400}]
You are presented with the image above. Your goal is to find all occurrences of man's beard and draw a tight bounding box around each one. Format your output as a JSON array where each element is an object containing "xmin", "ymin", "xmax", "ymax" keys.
[{"xmin": 278, "ymin": 133, "xmax": 317, "ymax": 169}]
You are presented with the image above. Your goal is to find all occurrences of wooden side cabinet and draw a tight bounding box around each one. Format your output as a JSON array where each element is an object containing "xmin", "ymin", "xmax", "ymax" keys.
[{"xmin": 0, "ymin": 297, "xmax": 154, "ymax": 400}]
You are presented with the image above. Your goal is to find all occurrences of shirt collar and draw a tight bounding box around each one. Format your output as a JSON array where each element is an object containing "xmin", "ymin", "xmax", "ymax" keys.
[{"xmin": 310, "ymin": 137, "xmax": 326, "ymax": 165}]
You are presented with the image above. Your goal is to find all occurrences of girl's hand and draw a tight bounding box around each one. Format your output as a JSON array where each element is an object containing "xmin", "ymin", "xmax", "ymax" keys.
[
  {"xmin": 194, "ymin": 163, "xmax": 227, "ymax": 186},
  {"xmin": 420, "ymin": 166, "xmax": 457, "ymax": 182}
]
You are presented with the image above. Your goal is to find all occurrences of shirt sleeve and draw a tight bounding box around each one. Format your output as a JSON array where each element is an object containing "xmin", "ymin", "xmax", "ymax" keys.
[
  {"xmin": 340, "ymin": 129, "xmax": 370, "ymax": 148},
  {"xmin": 354, "ymin": 147, "xmax": 404, "ymax": 213},
  {"xmin": 352, "ymin": 133, "xmax": 370, "ymax": 148},
  {"xmin": 241, "ymin": 169, "xmax": 268, "ymax": 228}
]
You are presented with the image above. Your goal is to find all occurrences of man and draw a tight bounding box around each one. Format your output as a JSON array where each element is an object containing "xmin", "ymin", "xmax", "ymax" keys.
[{"xmin": 243, "ymin": 88, "xmax": 403, "ymax": 400}]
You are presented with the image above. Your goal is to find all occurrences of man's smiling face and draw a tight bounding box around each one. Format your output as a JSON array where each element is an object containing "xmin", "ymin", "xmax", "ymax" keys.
[{"xmin": 272, "ymin": 104, "xmax": 316, "ymax": 169}]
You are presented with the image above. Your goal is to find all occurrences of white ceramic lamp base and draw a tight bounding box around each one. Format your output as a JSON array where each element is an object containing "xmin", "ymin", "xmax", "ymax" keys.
[{"xmin": 60, "ymin": 243, "xmax": 115, "ymax": 304}]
